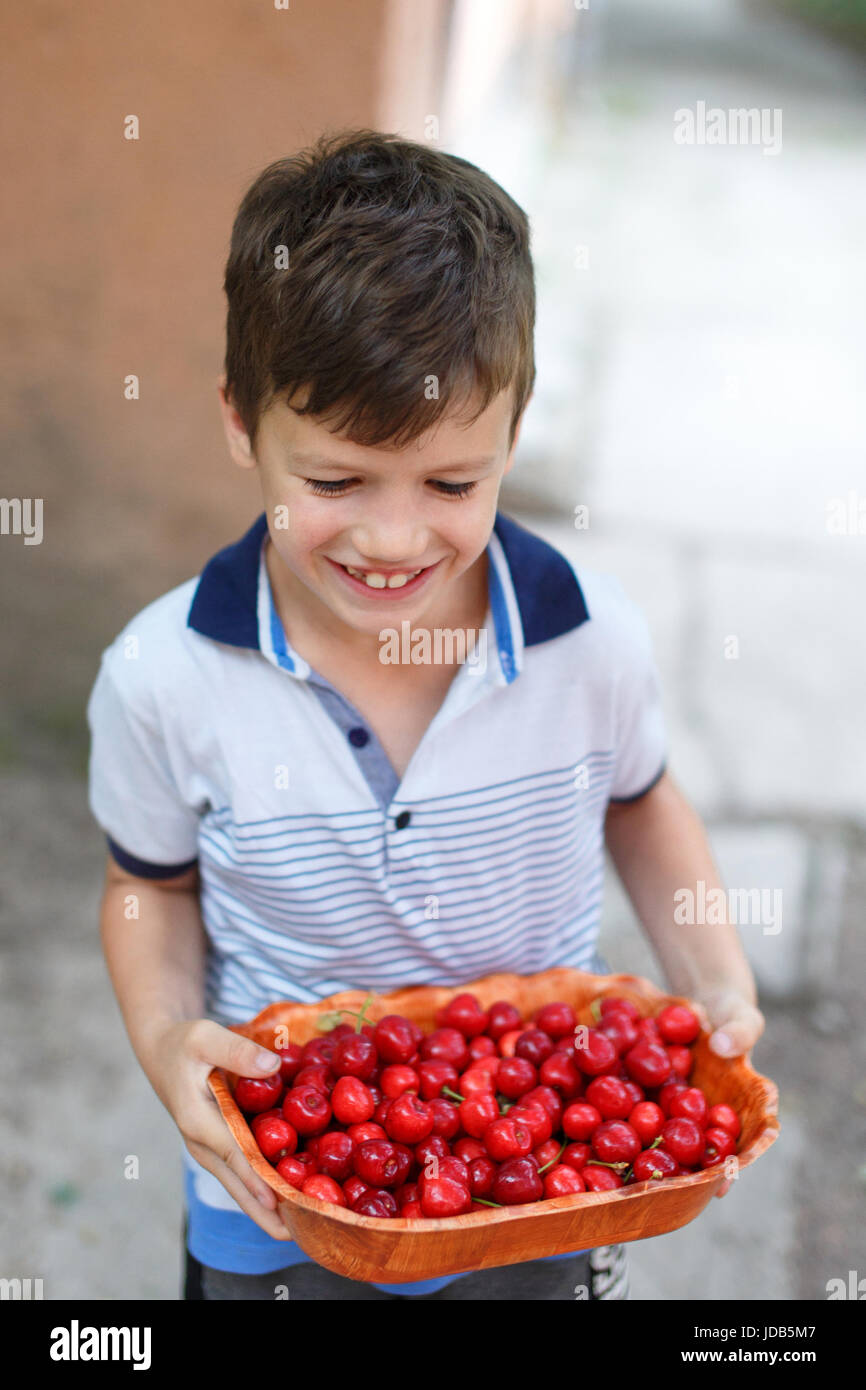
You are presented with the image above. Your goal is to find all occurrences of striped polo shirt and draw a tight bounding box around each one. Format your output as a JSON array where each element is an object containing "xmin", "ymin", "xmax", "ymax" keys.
[{"xmin": 86, "ymin": 508, "xmax": 666, "ymax": 1291}]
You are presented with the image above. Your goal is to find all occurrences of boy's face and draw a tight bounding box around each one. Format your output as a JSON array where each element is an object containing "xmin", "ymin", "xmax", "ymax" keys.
[{"xmin": 219, "ymin": 382, "xmax": 526, "ymax": 640}]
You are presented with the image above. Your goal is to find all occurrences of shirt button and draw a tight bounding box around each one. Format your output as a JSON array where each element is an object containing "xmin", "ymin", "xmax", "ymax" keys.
[
  {"xmin": 348, "ymin": 727, "xmax": 369, "ymax": 748},
  {"xmin": 394, "ymin": 810, "xmax": 412, "ymax": 830}
]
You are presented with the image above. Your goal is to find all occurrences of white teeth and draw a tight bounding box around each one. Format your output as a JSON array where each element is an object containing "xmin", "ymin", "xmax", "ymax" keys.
[{"xmin": 344, "ymin": 566, "xmax": 422, "ymax": 589}]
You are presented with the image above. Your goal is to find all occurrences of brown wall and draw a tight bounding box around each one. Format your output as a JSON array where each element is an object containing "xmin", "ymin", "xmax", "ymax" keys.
[{"xmin": 0, "ymin": 0, "xmax": 451, "ymax": 768}]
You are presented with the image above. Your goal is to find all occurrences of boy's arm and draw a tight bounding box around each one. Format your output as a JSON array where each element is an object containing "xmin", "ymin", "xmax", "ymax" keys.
[
  {"xmin": 99, "ymin": 855, "xmax": 292, "ymax": 1238},
  {"xmin": 604, "ymin": 771, "xmax": 765, "ymax": 1061}
]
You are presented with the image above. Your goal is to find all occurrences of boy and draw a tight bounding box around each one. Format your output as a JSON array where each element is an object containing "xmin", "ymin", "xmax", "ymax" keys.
[{"xmin": 86, "ymin": 130, "xmax": 764, "ymax": 1301}]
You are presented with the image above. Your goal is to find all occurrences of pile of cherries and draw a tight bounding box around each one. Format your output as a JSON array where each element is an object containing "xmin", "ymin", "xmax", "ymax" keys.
[{"xmin": 232, "ymin": 992, "xmax": 742, "ymax": 1219}]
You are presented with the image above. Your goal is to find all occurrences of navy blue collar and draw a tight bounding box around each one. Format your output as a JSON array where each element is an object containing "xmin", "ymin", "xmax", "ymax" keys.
[{"xmin": 187, "ymin": 510, "xmax": 589, "ymax": 651}]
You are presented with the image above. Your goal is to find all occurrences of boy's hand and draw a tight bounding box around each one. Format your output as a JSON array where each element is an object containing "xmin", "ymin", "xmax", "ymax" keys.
[
  {"xmin": 146, "ymin": 1018, "xmax": 293, "ymax": 1241},
  {"xmin": 688, "ymin": 986, "xmax": 766, "ymax": 1199}
]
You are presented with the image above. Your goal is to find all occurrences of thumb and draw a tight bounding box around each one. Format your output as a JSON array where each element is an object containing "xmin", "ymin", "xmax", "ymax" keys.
[
  {"xmin": 193, "ymin": 1019, "xmax": 281, "ymax": 1076},
  {"xmin": 707, "ymin": 1001, "xmax": 765, "ymax": 1058}
]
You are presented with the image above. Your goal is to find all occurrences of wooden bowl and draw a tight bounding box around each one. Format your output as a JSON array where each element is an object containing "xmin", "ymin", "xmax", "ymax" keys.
[{"xmin": 208, "ymin": 968, "xmax": 779, "ymax": 1284}]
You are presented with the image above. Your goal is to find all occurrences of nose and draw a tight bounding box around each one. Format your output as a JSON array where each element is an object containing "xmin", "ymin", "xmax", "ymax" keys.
[{"xmin": 350, "ymin": 495, "xmax": 430, "ymax": 565}]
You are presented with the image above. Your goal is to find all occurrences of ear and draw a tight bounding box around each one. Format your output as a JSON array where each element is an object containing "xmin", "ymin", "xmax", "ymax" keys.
[{"xmin": 217, "ymin": 376, "xmax": 256, "ymax": 471}]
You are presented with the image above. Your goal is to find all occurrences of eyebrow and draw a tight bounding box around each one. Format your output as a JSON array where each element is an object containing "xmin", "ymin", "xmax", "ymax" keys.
[{"xmin": 290, "ymin": 453, "xmax": 499, "ymax": 473}]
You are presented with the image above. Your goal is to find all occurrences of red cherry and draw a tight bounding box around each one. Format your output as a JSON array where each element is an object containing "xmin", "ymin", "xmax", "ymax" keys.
[
  {"xmin": 584, "ymin": 1076, "xmax": 633, "ymax": 1120},
  {"xmin": 573, "ymin": 1028, "xmax": 618, "ymax": 1077},
  {"xmin": 275, "ymin": 1155, "xmax": 307, "ymax": 1189},
  {"xmin": 508, "ymin": 1102, "xmax": 553, "ymax": 1146},
  {"xmin": 491, "ymin": 1157, "xmax": 544, "ymax": 1206},
  {"xmin": 373, "ymin": 1015, "xmax": 418, "ymax": 1065},
  {"xmin": 417, "ymin": 1060, "xmax": 459, "ymax": 1100},
  {"xmin": 662, "ymin": 1117, "xmax": 706, "ymax": 1166},
  {"xmin": 624, "ymin": 1039, "xmax": 673, "ymax": 1089},
  {"xmin": 599, "ymin": 996, "xmax": 641, "ymax": 1023},
  {"xmin": 496, "ymin": 1056, "xmax": 537, "ymax": 1099},
  {"xmin": 483, "ymin": 1117, "xmax": 534, "ymax": 1162},
  {"xmin": 532, "ymin": 1138, "xmax": 562, "ymax": 1168},
  {"xmin": 468, "ymin": 1156, "xmax": 497, "ymax": 1196},
  {"xmin": 562, "ymin": 1102, "xmax": 602, "ymax": 1142},
  {"xmin": 385, "ymin": 1092, "xmax": 435, "ymax": 1145},
  {"xmin": 453, "ymin": 1137, "xmax": 486, "ymax": 1163},
  {"xmin": 458, "ymin": 1068, "xmax": 497, "ymax": 1097},
  {"xmin": 419, "ymin": 1027, "xmax": 470, "ymax": 1072},
  {"xmin": 274, "ymin": 1044, "xmax": 304, "ymax": 1084},
  {"xmin": 459, "ymin": 1093, "xmax": 500, "ymax": 1139},
  {"xmin": 251, "ymin": 1114, "xmax": 298, "ymax": 1162},
  {"xmin": 628, "ymin": 1101, "xmax": 665, "ymax": 1145},
  {"xmin": 591, "ymin": 1120, "xmax": 641, "ymax": 1165},
  {"xmin": 598, "ymin": 1013, "xmax": 640, "ymax": 1055},
  {"xmin": 302, "ymin": 1036, "xmax": 337, "ymax": 1065},
  {"xmin": 415, "ymin": 1135, "xmax": 449, "ymax": 1172},
  {"xmin": 428, "ymin": 1098, "xmax": 461, "ymax": 1140},
  {"xmin": 352, "ymin": 1192, "xmax": 396, "ymax": 1218},
  {"xmin": 582, "ymin": 1165, "xmax": 624, "ymax": 1192},
  {"xmin": 353, "ymin": 1139, "xmax": 403, "ymax": 1188},
  {"xmin": 533, "ymin": 1002, "xmax": 577, "ymax": 1038},
  {"xmin": 486, "ymin": 1000, "xmax": 522, "ymax": 1041},
  {"xmin": 657, "ymin": 1078, "xmax": 689, "ymax": 1115},
  {"xmin": 631, "ymin": 1147, "xmax": 680, "ymax": 1182},
  {"xmin": 543, "ymin": 1165, "xmax": 586, "ymax": 1197},
  {"xmin": 561, "ymin": 1142, "xmax": 591, "ymax": 1172},
  {"xmin": 666, "ymin": 1044, "xmax": 693, "ymax": 1079},
  {"xmin": 293, "ymin": 1064, "xmax": 334, "ymax": 1094},
  {"xmin": 395, "ymin": 1182, "xmax": 419, "ymax": 1208},
  {"xmin": 401, "ymin": 1201, "xmax": 424, "ymax": 1218},
  {"xmin": 332, "ymin": 1033, "xmax": 378, "ymax": 1081},
  {"xmin": 282, "ymin": 1084, "xmax": 332, "ymax": 1135},
  {"xmin": 668, "ymin": 1086, "xmax": 709, "ymax": 1127},
  {"xmin": 538, "ymin": 1052, "xmax": 583, "ymax": 1098},
  {"xmin": 701, "ymin": 1126, "xmax": 737, "ymax": 1166},
  {"xmin": 514, "ymin": 1030, "xmax": 555, "ymax": 1068},
  {"xmin": 635, "ymin": 1017, "xmax": 661, "ymax": 1041},
  {"xmin": 379, "ymin": 1064, "xmax": 419, "ymax": 1099},
  {"xmin": 435, "ymin": 993, "xmax": 490, "ymax": 1039},
  {"xmin": 343, "ymin": 1175, "xmax": 370, "ymax": 1206},
  {"xmin": 302, "ymin": 1173, "xmax": 346, "ymax": 1206},
  {"xmin": 621, "ymin": 1079, "xmax": 645, "ymax": 1107},
  {"xmin": 706, "ymin": 1103, "xmax": 741, "ymax": 1139},
  {"xmin": 346, "ymin": 1121, "xmax": 386, "ymax": 1144},
  {"xmin": 521, "ymin": 1085, "xmax": 564, "ymax": 1128},
  {"xmin": 419, "ymin": 1176, "xmax": 472, "ymax": 1217},
  {"xmin": 469, "ymin": 1035, "xmax": 497, "ymax": 1061},
  {"xmin": 234, "ymin": 1072, "xmax": 283, "ymax": 1115},
  {"xmin": 656, "ymin": 1004, "xmax": 701, "ymax": 1045},
  {"xmin": 331, "ymin": 1075, "xmax": 375, "ymax": 1125},
  {"xmin": 315, "ymin": 1131, "xmax": 355, "ymax": 1182}
]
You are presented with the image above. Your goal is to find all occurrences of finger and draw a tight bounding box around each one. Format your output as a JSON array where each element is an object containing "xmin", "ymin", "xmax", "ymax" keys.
[
  {"xmin": 189, "ymin": 1018, "xmax": 281, "ymax": 1077},
  {"xmin": 707, "ymin": 1004, "xmax": 765, "ymax": 1058},
  {"xmin": 189, "ymin": 1103, "xmax": 281, "ymax": 1211},
  {"xmin": 186, "ymin": 1139, "xmax": 294, "ymax": 1241},
  {"xmin": 714, "ymin": 1179, "xmax": 732, "ymax": 1198}
]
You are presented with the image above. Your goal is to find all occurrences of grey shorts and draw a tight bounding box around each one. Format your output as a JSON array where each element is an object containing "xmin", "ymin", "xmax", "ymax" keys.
[{"xmin": 185, "ymin": 1241, "xmax": 629, "ymax": 1301}]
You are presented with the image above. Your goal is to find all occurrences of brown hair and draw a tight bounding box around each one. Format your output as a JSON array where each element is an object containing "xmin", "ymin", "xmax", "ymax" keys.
[{"xmin": 223, "ymin": 129, "xmax": 535, "ymax": 453}]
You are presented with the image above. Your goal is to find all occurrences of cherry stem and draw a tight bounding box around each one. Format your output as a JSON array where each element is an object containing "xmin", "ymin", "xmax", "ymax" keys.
[
  {"xmin": 537, "ymin": 1141, "xmax": 567, "ymax": 1175},
  {"xmin": 441, "ymin": 1086, "xmax": 466, "ymax": 1104},
  {"xmin": 354, "ymin": 993, "xmax": 375, "ymax": 1034},
  {"xmin": 589, "ymin": 1160, "xmax": 629, "ymax": 1172},
  {"xmin": 472, "ymin": 1198, "xmax": 502, "ymax": 1207}
]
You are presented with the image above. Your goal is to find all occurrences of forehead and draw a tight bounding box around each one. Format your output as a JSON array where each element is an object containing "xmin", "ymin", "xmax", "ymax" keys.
[{"xmin": 259, "ymin": 386, "xmax": 514, "ymax": 468}]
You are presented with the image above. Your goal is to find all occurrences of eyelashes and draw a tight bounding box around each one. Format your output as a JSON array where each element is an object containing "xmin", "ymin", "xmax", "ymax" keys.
[{"xmin": 304, "ymin": 479, "xmax": 478, "ymax": 499}]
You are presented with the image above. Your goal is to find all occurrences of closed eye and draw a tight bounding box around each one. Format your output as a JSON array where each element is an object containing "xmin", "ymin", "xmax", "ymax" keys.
[{"xmin": 303, "ymin": 478, "xmax": 478, "ymax": 498}]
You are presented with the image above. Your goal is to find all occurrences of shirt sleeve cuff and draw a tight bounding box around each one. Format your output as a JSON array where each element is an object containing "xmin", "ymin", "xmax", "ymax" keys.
[
  {"xmin": 608, "ymin": 761, "xmax": 666, "ymax": 805},
  {"xmin": 106, "ymin": 835, "xmax": 198, "ymax": 880}
]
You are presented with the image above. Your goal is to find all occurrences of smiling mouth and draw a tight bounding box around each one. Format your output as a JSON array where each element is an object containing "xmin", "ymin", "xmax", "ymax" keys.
[{"xmin": 332, "ymin": 560, "xmax": 433, "ymax": 591}]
